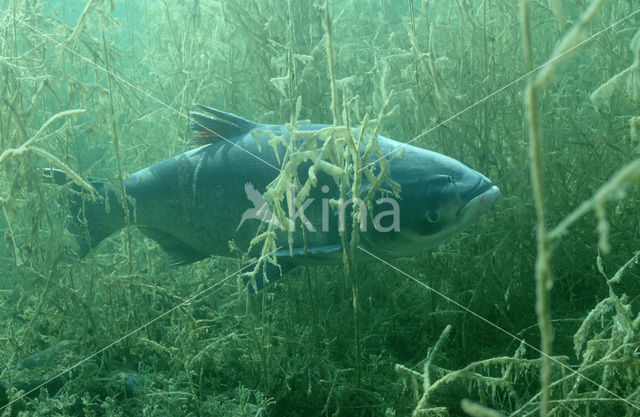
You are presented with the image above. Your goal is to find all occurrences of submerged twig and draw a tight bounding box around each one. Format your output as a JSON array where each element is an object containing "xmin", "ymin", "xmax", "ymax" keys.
[
  {"xmin": 521, "ymin": 2, "xmax": 553, "ymax": 414},
  {"xmin": 0, "ymin": 108, "xmax": 95, "ymax": 196},
  {"xmin": 67, "ymin": 0, "xmax": 98, "ymax": 44},
  {"xmin": 535, "ymin": 0, "xmax": 606, "ymax": 87},
  {"xmin": 548, "ymin": 157, "xmax": 640, "ymax": 244},
  {"xmin": 521, "ymin": 1, "xmax": 609, "ymax": 415},
  {"xmin": 22, "ymin": 109, "xmax": 86, "ymax": 148},
  {"xmin": 461, "ymin": 399, "xmax": 506, "ymax": 417},
  {"xmin": 322, "ymin": 0, "xmax": 340, "ymax": 126},
  {"xmin": 102, "ymin": 31, "xmax": 134, "ymax": 275},
  {"xmin": 412, "ymin": 325, "xmax": 452, "ymax": 417}
]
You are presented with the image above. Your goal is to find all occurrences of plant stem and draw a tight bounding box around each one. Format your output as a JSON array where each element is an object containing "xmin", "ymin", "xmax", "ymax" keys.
[
  {"xmin": 102, "ymin": 32, "xmax": 134, "ymax": 275},
  {"xmin": 521, "ymin": 1, "xmax": 552, "ymax": 415},
  {"xmin": 323, "ymin": 0, "xmax": 339, "ymax": 126}
]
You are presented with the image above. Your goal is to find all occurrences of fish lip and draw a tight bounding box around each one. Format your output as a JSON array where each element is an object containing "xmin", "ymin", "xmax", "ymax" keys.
[{"xmin": 459, "ymin": 180, "xmax": 500, "ymax": 217}]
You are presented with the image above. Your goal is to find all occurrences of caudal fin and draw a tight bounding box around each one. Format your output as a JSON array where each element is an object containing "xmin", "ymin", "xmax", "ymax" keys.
[{"xmin": 46, "ymin": 169, "xmax": 126, "ymax": 257}]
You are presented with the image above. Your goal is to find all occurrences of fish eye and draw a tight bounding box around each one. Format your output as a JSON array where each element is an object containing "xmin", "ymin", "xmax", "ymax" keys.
[
  {"xmin": 447, "ymin": 175, "xmax": 454, "ymax": 184},
  {"xmin": 426, "ymin": 210, "xmax": 441, "ymax": 223}
]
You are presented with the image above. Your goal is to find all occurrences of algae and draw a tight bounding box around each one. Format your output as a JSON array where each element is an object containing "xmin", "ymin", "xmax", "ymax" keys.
[{"xmin": 0, "ymin": 0, "xmax": 639, "ymax": 416}]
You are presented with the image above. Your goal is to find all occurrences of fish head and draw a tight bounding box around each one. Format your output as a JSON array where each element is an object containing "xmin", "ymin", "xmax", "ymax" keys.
[
  {"xmin": 365, "ymin": 154, "xmax": 500, "ymax": 257},
  {"xmin": 415, "ymin": 170, "xmax": 499, "ymax": 238},
  {"xmin": 407, "ymin": 157, "xmax": 500, "ymax": 246}
]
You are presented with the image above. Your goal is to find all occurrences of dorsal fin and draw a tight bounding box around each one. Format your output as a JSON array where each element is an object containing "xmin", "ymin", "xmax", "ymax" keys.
[{"xmin": 188, "ymin": 104, "xmax": 258, "ymax": 148}]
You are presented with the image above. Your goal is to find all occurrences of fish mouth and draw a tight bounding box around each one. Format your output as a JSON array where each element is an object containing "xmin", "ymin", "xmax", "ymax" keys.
[{"xmin": 459, "ymin": 181, "xmax": 500, "ymax": 219}]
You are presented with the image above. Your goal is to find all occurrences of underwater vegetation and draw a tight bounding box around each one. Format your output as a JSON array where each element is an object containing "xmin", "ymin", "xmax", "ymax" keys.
[{"xmin": 0, "ymin": 0, "xmax": 639, "ymax": 416}]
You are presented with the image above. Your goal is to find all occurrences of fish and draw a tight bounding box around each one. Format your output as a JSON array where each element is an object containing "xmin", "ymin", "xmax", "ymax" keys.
[{"xmin": 50, "ymin": 105, "xmax": 500, "ymax": 289}]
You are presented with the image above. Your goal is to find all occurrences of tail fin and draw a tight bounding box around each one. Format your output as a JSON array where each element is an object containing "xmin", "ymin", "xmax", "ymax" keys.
[{"xmin": 46, "ymin": 169, "xmax": 126, "ymax": 257}]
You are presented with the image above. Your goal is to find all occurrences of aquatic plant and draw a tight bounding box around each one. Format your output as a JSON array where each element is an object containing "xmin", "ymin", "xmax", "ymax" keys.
[{"xmin": 0, "ymin": 0, "xmax": 639, "ymax": 416}]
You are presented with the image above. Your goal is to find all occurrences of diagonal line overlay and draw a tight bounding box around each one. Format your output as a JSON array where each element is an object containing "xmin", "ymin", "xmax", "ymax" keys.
[
  {"xmin": 0, "ymin": 9, "xmax": 281, "ymax": 173},
  {"xmin": 357, "ymin": 245, "xmax": 640, "ymax": 411},
  {"xmin": 1, "ymin": 2, "xmax": 639, "ymax": 413},
  {"xmin": 0, "ymin": 249, "xmax": 280, "ymax": 411},
  {"xmin": 361, "ymin": 7, "xmax": 640, "ymax": 172}
]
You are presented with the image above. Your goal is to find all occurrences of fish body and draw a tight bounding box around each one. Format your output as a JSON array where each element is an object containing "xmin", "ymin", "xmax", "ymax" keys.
[{"xmin": 54, "ymin": 105, "xmax": 500, "ymax": 287}]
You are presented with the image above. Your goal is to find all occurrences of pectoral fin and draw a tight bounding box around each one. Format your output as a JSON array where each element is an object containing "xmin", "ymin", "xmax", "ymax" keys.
[
  {"xmin": 138, "ymin": 227, "xmax": 208, "ymax": 265},
  {"xmin": 244, "ymin": 244, "xmax": 343, "ymax": 292}
]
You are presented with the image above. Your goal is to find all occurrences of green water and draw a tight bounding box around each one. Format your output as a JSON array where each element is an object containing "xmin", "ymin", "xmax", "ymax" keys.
[{"xmin": 0, "ymin": 0, "xmax": 639, "ymax": 416}]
